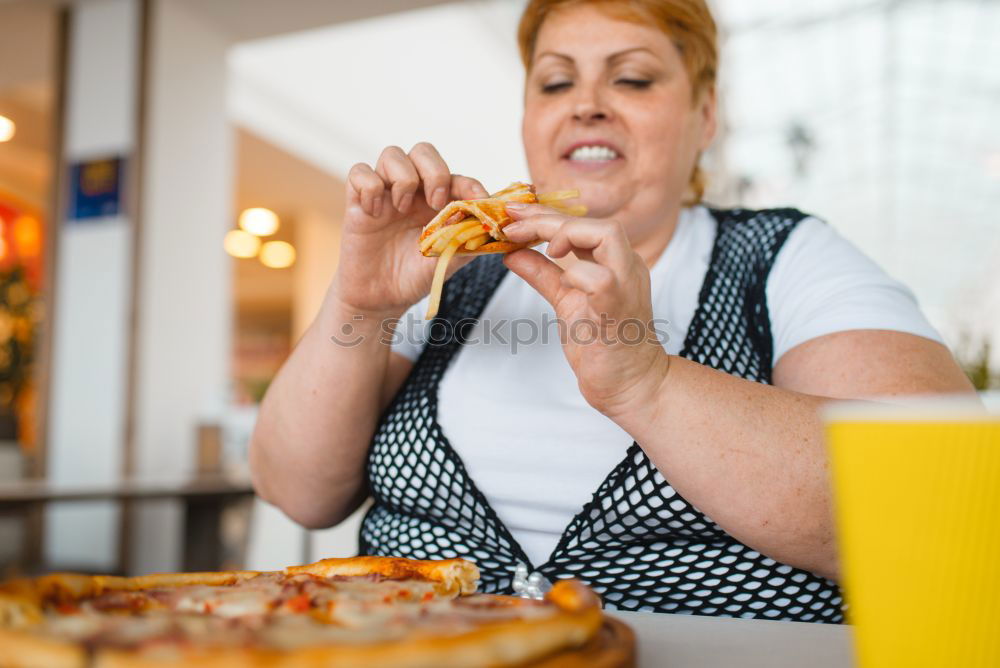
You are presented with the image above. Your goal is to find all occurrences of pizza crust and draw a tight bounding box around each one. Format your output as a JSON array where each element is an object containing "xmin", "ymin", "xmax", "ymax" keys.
[
  {"xmin": 286, "ymin": 556, "xmax": 479, "ymax": 596},
  {"xmin": 454, "ymin": 239, "xmax": 541, "ymax": 255},
  {"xmin": 0, "ymin": 558, "xmax": 607, "ymax": 668},
  {"xmin": 0, "ymin": 628, "xmax": 86, "ymax": 668},
  {"xmin": 0, "ymin": 571, "xmax": 263, "ymax": 614},
  {"xmin": 93, "ymin": 570, "xmax": 263, "ymax": 592}
]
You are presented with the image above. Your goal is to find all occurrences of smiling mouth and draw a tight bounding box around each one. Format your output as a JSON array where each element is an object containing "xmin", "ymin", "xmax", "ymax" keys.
[{"xmin": 564, "ymin": 144, "xmax": 622, "ymax": 163}]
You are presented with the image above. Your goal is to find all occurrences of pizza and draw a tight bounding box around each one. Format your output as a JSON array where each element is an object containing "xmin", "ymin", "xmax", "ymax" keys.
[
  {"xmin": 419, "ymin": 182, "xmax": 586, "ymax": 319},
  {"xmin": 0, "ymin": 556, "xmax": 612, "ymax": 667}
]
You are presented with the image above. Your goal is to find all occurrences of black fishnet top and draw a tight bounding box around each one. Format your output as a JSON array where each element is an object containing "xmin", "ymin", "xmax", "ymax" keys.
[{"xmin": 359, "ymin": 207, "xmax": 844, "ymax": 623}]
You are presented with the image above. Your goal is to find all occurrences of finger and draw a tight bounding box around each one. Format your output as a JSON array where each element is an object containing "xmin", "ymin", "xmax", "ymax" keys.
[
  {"xmin": 347, "ymin": 162, "xmax": 385, "ymax": 217},
  {"xmin": 569, "ymin": 247, "xmax": 597, "ymax": 263},
  {"xmin": 375, "ymin": 146, "xmax": 420, "ymax": 214},
  {"xmin": 502, "ymin": 211, "xmax": 569, "ymax": 243},
  {"xmin": 561, "ymin": 260, "xmax": 616, "ymax": 296},
  {"xmin": 507, "ymin": 214, "xmax": 631, "ymax": 273},
  {"xmin": 408, "ymin": 142, "xmax": 452, "ymax": 210},
  {"xmin": 562, "ymin": 261, "xmax": 621, "ymax": 315},
  {"xmin": 505, "ymin": 202, "xmax": 561, "ymax": 220},
  {"xmin": 502, "ymin": 249, "xmax": 564, "ymax": 307},
  {"xmin": 547, "ymin": 219, "xmax": 630, "ymax": 270},
  {"xmin": 451, "ymin": 174, "xmax": 490, "ymax": 200}
]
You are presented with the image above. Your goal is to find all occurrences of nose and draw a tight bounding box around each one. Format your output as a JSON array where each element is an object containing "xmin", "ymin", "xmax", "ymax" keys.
[
  {"xmin": 573, "ymin": 102, "xmax": 607, "ymax": 123},
  {"xmin": 572, "ymin": 85, "xmax": 611, "ymax": 123}
]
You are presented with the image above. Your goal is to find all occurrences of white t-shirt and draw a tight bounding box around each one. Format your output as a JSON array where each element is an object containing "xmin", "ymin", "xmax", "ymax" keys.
[{"xmin": 389, "ymin": 206, "xmax": 941, "ymax": 566}]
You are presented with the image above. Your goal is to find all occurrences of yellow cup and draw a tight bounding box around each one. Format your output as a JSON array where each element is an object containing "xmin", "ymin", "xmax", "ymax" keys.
[{"xmin": 826, "ymin": 402, "xmax": 1000, "ymax": 667}]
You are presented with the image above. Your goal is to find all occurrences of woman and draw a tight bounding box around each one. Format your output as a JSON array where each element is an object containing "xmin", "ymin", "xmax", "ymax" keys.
[{"xmin": 250, "ymin": 0, "xmax": 973, "ymax": 623}]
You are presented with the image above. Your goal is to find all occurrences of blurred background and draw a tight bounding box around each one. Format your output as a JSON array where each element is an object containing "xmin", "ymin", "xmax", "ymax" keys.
[{"xmin": 0, "ymin": 0, "xmax": 997, "ymax": 577}]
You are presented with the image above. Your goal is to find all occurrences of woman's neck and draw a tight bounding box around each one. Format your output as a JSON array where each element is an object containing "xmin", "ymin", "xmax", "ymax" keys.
[{"xmin": 631, "ymin": 203, "xmax": 683, "ymax": 268}]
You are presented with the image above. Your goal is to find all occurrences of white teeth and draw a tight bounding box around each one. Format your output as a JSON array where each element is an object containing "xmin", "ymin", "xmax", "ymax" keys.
[{"xmin": 568, "ymin": 145, "xmax": 620, "ymax": 162}]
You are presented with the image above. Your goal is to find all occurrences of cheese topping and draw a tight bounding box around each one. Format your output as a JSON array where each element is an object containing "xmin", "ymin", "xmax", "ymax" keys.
[{"xmin": 27, "ymin": 572, "xmax": 557, "ymax": 652}]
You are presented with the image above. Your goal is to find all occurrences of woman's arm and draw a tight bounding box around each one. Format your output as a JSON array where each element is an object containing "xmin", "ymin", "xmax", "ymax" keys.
[
  {"xmin": 249, "ymin": 143, "xmax": 485, "ymax": 528},
  {"xmin": 249, "ymin": 294, "xmax": 413, "ymax": 529},
  {"xmin": 612, "ymin": 331, "xmax": 973, "ymax": 580},
  {"xmin": 501, "ymin": 204, "xmax": 975, "ymax": 580}
]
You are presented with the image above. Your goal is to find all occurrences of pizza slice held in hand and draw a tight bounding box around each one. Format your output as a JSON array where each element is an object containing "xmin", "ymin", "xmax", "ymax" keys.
[{"xmin": 419, "ymin": 182, "xmax": 585, "ymax": 319}]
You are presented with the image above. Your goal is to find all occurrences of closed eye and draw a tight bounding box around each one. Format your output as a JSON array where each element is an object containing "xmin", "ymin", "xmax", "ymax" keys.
[
  {"xmin": 541, "ymin": 81, "xmax": 572, "ymax": 94},
  {"xmin": 616, "ymin": 78, "xmax": 652, "ymax": 89}
]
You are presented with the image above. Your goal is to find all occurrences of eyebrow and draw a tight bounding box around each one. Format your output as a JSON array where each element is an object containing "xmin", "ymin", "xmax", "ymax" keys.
[{"xmin": 534, "ymin": 46, "xmax": 657, "ymax": 65}]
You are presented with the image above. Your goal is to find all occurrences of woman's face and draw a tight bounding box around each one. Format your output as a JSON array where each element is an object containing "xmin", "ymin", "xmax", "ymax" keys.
[{"xmin": 522, "ymin": 5, "xmax": 716, "ymax": 226}]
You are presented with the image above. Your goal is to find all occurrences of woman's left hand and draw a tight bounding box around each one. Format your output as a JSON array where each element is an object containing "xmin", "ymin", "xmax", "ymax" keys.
[{"xmin": 502, "ymin": 202, "xmax": 670, "ymax": 422}]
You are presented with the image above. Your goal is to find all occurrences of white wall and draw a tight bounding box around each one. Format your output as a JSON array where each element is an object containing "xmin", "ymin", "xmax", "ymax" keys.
[
  {"xmin": 44, "ymin": 0, "xmax": 234, "ymax": 576},
  {"xmin": 44, "ymin": 0, "xmax": 390, "ymax": 575},
  {"xmin": 128, "ymin": 0, "xmax": 234, "ymax": 575},
  {"xmin": 227, "ymin": 0, "xmax": 528, "ymax": 188},
  {"xmin": 45, "ymin": 0, "xmax": 140, "ymax": 571}
]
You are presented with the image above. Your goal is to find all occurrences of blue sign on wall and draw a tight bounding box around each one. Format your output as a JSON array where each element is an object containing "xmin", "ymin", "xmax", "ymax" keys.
[{"xmin": 68, "ymin": 156, "xmax": 125, "ymax": 221}]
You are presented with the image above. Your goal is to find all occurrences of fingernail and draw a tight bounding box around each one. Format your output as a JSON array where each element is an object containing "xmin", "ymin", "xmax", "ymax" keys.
[
  {"xmin": 432, "ymin": 186, "xmax": 448, "ymax": 210},
  {"xmin": 372, "ymin": 197, "xmax": 383, "ymax": 218},
  {"xmin": 399, "ymin": 192, "xmax": 414, "ymax": 213},
  {"xmin": 505, "ymin": 201, "xmax": 528, "ymax": 211},
  {"xmin": 504, "ymin": 222, "xmax": 523, "ymax": 236}
]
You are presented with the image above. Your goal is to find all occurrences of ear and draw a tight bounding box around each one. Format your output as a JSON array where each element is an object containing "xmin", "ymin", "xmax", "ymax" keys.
[{"xmin": 697, "ymin": 85, "xmax": 718, "ymax": 151}]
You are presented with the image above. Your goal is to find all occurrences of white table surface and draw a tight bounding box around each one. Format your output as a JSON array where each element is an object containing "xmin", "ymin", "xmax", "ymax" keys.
[{"xmin": 610, "ymin": 611, "xmax": 854, "ymax": 668}]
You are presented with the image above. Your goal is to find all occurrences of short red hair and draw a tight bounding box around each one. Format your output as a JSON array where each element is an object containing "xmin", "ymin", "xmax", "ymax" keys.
[
  {"xmin": 518, "ymin": 0, "xmax": 717, "ymax": 95},
  {"xmin": 518, "ymin": 0, "xmax": 718, "ymax": 203}
]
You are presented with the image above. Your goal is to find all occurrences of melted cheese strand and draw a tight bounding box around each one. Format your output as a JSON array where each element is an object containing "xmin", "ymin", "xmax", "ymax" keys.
[
  {"xmin": 546, "ymin": 203, "xmax": 588, "ymax": 217},
  {"xmin": 425, "ymin": 239, "xmax": 461, "ymax": 320},
  {"xmin": 430, "ymin": 234, "xmax": 457, "ymax": 255},
  {"xmin": 421, "ymin": 218, "xmax": 480, "ymax": 254},
  {"xmin": 453, "ymin": 225, "xmax": 493, "ymax": 246},
  {"xmin": 537, "ymin": 189, "xmax": 580, "ymax": 203},
  {"xmin": 425, "ymin": 225, "xmax": 492, "ymax": 320},
  {"xmin": 464, "ymin": 234, "xmax": 490, "ymax": 251},
  {"xmin": 431, "ymin": 221, "xmax": 484, "ymax": 255}
]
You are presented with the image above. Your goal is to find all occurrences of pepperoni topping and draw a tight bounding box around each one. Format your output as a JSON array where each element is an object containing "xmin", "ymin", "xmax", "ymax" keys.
[
  {"xmin": 55, "ymin": 601, "xmax": 80, "ymax": 615},
  {"xmin": 284, "ymin": 593, "xmax": 312, "ymax": 613}
]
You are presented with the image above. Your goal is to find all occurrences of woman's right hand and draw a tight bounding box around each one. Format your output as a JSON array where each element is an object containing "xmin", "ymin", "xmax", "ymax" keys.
[{"xmin": 332, "ymin": 143, "xmax": 489, "ymax": 317}]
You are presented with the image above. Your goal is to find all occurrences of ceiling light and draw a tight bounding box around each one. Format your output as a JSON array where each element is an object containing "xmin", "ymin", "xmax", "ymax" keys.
[
  {"xmin": 0, "ymin": 115, "xmax": 14, "ymax": 143},
  {"xmin": 238, "ymin": 207, "xmax": 279, "ymax": 236},
  {"xmin": 224, "ymin": 229, "xmax": 261, "ymax": 258},
  {"xmin": 12, "ymin": 215, "xmax": 42, "ymax": 258},
  {"xmin": 259, "ymin": 240, "xmax": 295, "ymax": 269}
]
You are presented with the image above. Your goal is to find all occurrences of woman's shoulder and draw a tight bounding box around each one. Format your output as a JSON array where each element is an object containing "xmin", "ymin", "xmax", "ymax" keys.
[
  {"xmin": 684, "ymin": 205, "xmax": 820, "ymax": 278},
  {"xmin": 761, "ymin": 213, "xmax": 943, "ymax": 362},
  {"xmin": 691, "ymin": 205, "xmax": 942, "ymax": 362},
  {"xmin": 703, "ymin": 205, "xmax": 818, "ymax": 245},
  {"xmin": 705, "ymin": 205, "xmax": 814, "ymax": 225}
]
